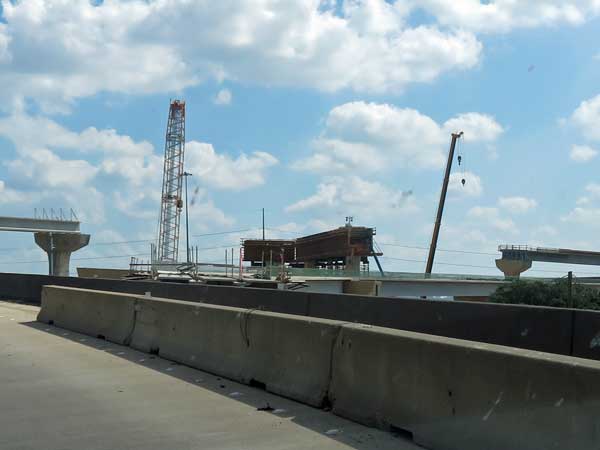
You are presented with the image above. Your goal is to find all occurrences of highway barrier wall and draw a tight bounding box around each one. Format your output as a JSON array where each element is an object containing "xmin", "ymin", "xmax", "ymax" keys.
[
  {"xmin": 40, "ymin": 286, "xmax": 336, "ymax": 408},
  {"xmin": 39, "ymin": 286, "xmax": 136, "ymax": 345},
  {"xmin": 330, "ymin": 323, "xmax": 600, "ymax": 450},
  {"xmin": 3, "ymin": 271, "xmax": 600, "ymax": 361},
  {"xmin": 37, "ymin": 285, "xmax": 600, "ymax": 450}
]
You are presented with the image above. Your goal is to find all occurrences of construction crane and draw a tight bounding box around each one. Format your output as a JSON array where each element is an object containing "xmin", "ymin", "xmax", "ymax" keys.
[{"xmin": 157, "ymin": 100, "xmax": 186, "ymax": 263}]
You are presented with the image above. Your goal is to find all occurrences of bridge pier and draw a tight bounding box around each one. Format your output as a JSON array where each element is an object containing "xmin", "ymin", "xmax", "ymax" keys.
[
  {"xmin": 495, "ymin": 258, "xmax": 532, "ymax": 278},
  {"xmin": 35, "ymin": 232, "xmax": 90, "ymax": 277}
]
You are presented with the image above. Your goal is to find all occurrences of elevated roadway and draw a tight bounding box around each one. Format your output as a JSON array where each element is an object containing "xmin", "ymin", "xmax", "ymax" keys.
[
  {"xmin": 497, "ymin": 245, "xmax": 600, "ymax": 277},
  {"xmin": 0, "ymin": 301, "xmax": 415, "ymax": 450}
]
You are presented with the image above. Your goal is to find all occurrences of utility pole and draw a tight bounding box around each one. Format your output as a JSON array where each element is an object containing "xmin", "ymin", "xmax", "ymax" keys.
[
  {"xmin": 262, "ymin": 208, "xmax": 265, "ymax": 241},
  {"xmin": 183, "ymin": 171, "xmax": 193, "ymax": 263},
  {"xmin": 567, "ymin": 271, "xmax": 573, "ymax": 308},
  {"xmin": 425, "ymin": 132, "xmax": 463, "ymax": 275}
]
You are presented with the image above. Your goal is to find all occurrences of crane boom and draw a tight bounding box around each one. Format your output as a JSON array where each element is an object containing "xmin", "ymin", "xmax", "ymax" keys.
[{"xmin": 157, "ymin": 100, "xmax": 186, "ymax": 263}]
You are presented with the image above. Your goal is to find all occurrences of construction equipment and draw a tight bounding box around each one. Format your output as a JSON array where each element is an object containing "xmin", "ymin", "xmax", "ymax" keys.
[
  {"xmin": 157, "ymin": 100, "xmax": 186, "ymax": 263},
  {"xmin": 425, "ymin": 131, "xmax": 463, "ymax": 275}
]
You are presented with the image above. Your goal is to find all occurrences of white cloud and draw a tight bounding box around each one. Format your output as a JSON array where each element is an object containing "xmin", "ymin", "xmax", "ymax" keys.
[
  {"xmin": 416, "ymin": 1, "xmax": 599, "ymax": 33},
  {"xmin": 442, "ymin": 113, "xmax": 504, "ymax": 142},
  {"xmin": 0, "ymin": 0, "xmax": 484, "ymax": 109},
  {"xmin": 467, "ymin": 206, "xmax": 517, "ymax": 232},
  {"xmin": 570, "ymin": 94, "xmax": 600, "ymax": 141},
  {"xmin": 6, "ymin": 148, "xmax": 98, "ymax": 189},
  {"xmin": 498, "ymin": 196, "xmax": 538, "ymax": 213},
  {"xmin": 449, "ymin": 171, "xmax": 483, "ymax": 197},
  {"xmin": 186, "ymin": 142, "xmax": 278, "ymax": 191},
  {"xmin": 187, "ymin": 188, "xmax": 235, "ymax": 231},
  {"xmin": 570, "ymin": 144, "xmax": 598, "ymax": 162},
  {"xmin": 562, "ymin": 206, "xmax": 600, "ymax": 225},
  {"xmin": 214, "ymin": 88, "xmax": 232, "ymax": 106},
  {"xmin": 286, "ymin": 175, "xmax": 416, "ymax": 218},
  {"xmin": 562, "ymin": 182, "xmax": 600, "ymax": 227},
  {"xmin": 0, "ymin": 180, "xmax": 31, "ymax": 204},
  {"xmin": 1, "ymin": 1, "xmax": 597, "ymax": 109},
  {"xmin": 0, "ymin": 110, "xmax": 159, "ymax": 186},
  {"xmin": 293, "ymin": 102, "xmax": 503, "ymax": 174},
  {"xmin": 586, "ymin": 182, "xmax": 600, "ymax": 197}
]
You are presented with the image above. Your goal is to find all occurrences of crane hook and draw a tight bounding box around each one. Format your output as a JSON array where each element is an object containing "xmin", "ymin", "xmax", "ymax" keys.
[{"xmin": 457, "ymin": 155, "xmax": 462, "ymax": 166}]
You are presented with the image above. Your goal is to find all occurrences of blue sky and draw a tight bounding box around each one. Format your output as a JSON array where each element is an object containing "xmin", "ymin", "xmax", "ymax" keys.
[{"xmin": 1, "ymin": 0, "xmax": 600, "ymax": 277}]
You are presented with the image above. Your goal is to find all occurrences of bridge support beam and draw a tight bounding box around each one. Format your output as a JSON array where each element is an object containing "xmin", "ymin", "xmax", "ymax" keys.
[
  {"xmin": 35, "ymin": 232, "xmax": 90, "ymax": 277},
  {"xmin": 495, "ymin": 258, "xmax": 532, "ymax": 279}
]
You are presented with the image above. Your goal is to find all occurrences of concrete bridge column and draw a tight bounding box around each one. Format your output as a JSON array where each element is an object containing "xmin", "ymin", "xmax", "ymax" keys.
[
  {"xmin": 495, "ymin": 258, "xmax": 532, "ymax": 279},
  {"xmin": 345, "ymin": 255, "xmax": 361, "ymax": 275},
  {"xmin": 34, "ymin": 232, "xmax": 91, "ymax": 277}
]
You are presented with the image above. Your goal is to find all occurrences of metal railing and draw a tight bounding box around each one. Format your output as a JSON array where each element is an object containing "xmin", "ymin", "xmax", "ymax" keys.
[{"xmin": 498, "ymin": 245, "xmax": 560, "ymax": 253}]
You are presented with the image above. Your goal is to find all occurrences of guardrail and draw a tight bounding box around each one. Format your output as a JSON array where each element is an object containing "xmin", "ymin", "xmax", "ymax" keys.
[{"xmin": 499, "ymin": 245, "xmax": 561, "ymax": 253}]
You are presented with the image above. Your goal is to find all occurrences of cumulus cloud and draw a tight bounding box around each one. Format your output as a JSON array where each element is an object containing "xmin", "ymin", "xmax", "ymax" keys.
[
  {"xmin": 498, "ymin": 196, "xmax": 538, "ymax": 213},
  {"xmin": 562, "ymin": 206, "xmax": 600, "ymax": 225},
  {"xmin": 449, "ymin": 171, "xmax": 483, "ymax": 197},
  {"xmin": 570, "ymin": 94, "xmax": 600, "ymax": 141},
  {"xmin": 285, "ymin": 175, "xmax": 416, "ymax": 218},
  {"xmin": 442, "ymin": 113, "xmax": 504, "ymax": 142},
  {"xmin": 293, "ymin": 102, "xmax": 503, "ymax": 174},
  {"xmin": 6, "ymin": 148, "xmax": 98, "ymax": 189},
  {"xmin": 0, "ymin": 180, "xmax": 31, "ymax": 204},
  {"xmin": 0, "ymin": 0, "xmax": 485, "ymax": 109},
  {"xmin": 467, "ymin": 206, "xmax": 517, "ymax": 233},
  {"xmin": 1, "ymin": 1, "xmax": 597, "ymax": 109},
  {"xmin": 186, "ymin": 142, "xmax": 278, "ymax": 191},
  {"xmin": 570, "ymin": 144, "xmax": 598, "ymax": 162},
  {"xmin": 416, "ymin": 1, "xmax": 599, "ymax": 33},
  {"xmin": 0, "ymin": 110, "xmax": 158, "ymax": 187},
  {"xmin": 187, "ymin": 188, "xmax": 235, "ymax": 231},
  {"xmin": 213, "ymin": 89, "xmax": 232, "ymax": 106},
  {"xmin": 562, "ymin": 182, "xmax": 600, "ymax": 228}
]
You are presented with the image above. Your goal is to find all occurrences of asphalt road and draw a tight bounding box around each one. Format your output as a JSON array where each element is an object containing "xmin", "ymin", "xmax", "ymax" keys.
[{"xmin": 0, "ymin": 301, "xmax": 418, "ymax": 450}]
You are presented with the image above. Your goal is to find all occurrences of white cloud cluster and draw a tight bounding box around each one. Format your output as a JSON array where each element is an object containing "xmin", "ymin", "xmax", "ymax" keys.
[
  {"xmin": 449, "ymin": 171, "xmax": 483, "ymax": 197},
  {"xmin": 570, "ymin": 144, "xmax": 598, "ymax": 162},
  {"xmin": 570, "ymin": 94, "xmax": 600, "ymax": 141},
  {"xmin": 0, "ymin": 180, "xmax": 31, "ymax": 204},
  {"xmin": 0, "ymin": 110, "xmax": 276, "ymax": 225},
  {"xmin": 0, "ymin": 1, "xmax": 596, "ymax": 110},
  {"xmin": 0, "ymin": 0, "xmax": 484, "ymax": 109},
  {"xmin": 214, "ymin": 89, "xmax": 232, "ymax": 106},
  {"xmin": 0, "ymin": 110, "xmax": 159, "ymax": 188},
  {"xmin": 293, "ymin": 101, "xmax": 504, "ymax": 174},
  {"xmin": 467, "ymin": 206, "xmax": 517, "ymax": 233},
  {"xmin": 286, "ymin": 175, "xmax": 416, "ymax": 218},
  {"xmin": 417, "ymin": 1, "xmax": 600, "ymax": 33},
  {"xmin": 186, "ymin": 142, "xmax": 278, "ymax": 191},
  {"xmin": 498, "ymin": 196, "xmax": 538, "ymax": 214}
]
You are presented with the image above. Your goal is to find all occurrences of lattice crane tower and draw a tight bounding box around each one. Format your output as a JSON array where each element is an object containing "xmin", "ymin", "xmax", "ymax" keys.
[{"xmin": 157, "ymin": 99, "xmax": 186, "ymax": 263}]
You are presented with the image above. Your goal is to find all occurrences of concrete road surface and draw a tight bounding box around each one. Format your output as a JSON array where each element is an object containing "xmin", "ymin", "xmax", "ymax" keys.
[{"xmin": 0, "ymin": 301, "xmax": 418, "ymax": 450}]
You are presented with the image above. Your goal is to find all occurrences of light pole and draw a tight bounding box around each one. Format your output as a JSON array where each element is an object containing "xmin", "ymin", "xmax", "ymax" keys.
[{"xmin": 183, "ymin": 172, "xmax": 193, "ymax": 263}]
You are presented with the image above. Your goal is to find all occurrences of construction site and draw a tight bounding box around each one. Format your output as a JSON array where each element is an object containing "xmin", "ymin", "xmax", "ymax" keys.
[{"xmin": 1, "ymin": 98, "xmax": 599, "ymax": 450}]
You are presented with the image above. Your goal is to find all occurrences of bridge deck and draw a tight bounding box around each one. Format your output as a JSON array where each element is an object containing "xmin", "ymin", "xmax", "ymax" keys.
[{"xmin": 0, "ymin": 301, "xmax": 414, "ymax": 450}]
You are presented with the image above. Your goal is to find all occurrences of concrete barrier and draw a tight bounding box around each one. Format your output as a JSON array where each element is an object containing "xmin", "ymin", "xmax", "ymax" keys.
[
  {"xmin": 572, "ymin": 308, "xmax": 600, "ymax": 361},
  {"xmin": 330, "ymin": 323, "xmax": 600, "ymax": 450},
  {"xmin": 41, "ymin": 286, "xmax": 339, "ymax": 408},
  {"xmin": 4, "ymin": 271, "xmax": 600, "ymax": 361},
  {"xmin": 132, "ymin": 296, "xmax": 339, "ymax": 407},
  {"xmin": 38, "ymin": 286, "xmax": 136, "ymax": 345},
  {"xmin": 307, "ymin": 293, "xmax": 574, "ymax": 355},
  {"xmin": 37, "ymin": 285, "xmax": 600, "ymax": 449}
]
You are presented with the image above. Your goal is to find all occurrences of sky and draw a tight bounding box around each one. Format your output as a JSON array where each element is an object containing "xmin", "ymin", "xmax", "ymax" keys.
[{"xmin": 1, "ymin": 0, "xmax": 600, "ymax": 277}]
